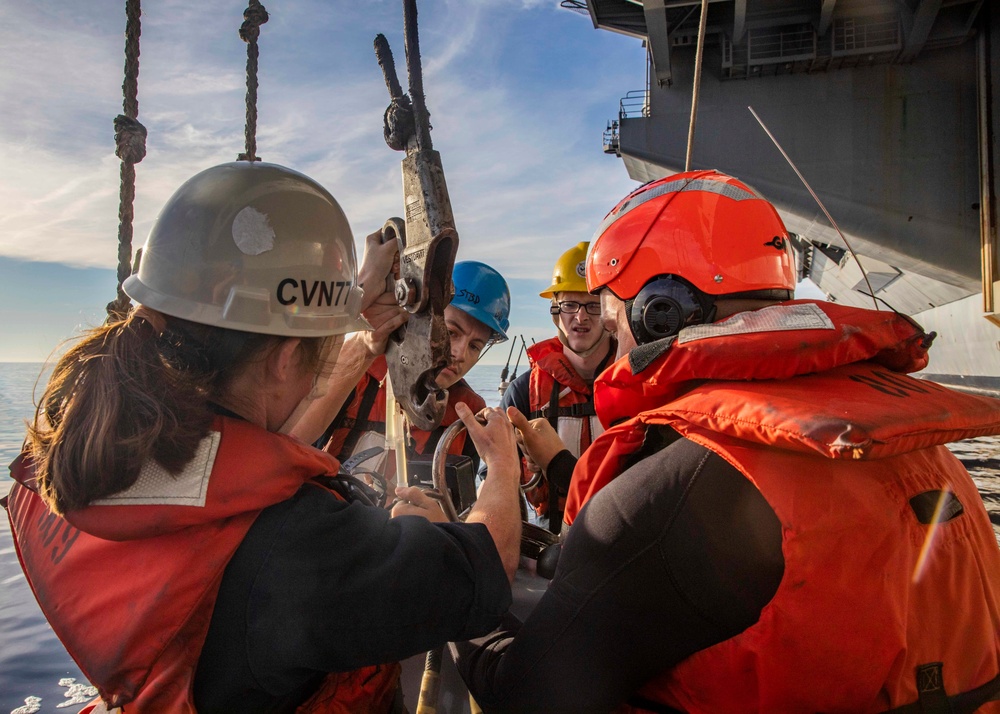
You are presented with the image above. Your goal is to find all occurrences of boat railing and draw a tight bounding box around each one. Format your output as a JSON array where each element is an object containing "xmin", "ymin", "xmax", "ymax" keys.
[
  {"xmin": 603, "ymin": 90, "xmax": 649, "ymax": 155},
  {"xmin": 618, "ymin": 89, "xmax": 650, "ymax": 119},
  {"xmin": 558, "ymin": 0, "xmax": 589, "ymax": 15},
  {"xmin": 831, "ymin": 14, "xmax": 900, "ymax": 57},
  {"xmin": 722, "ymin": 12, "xmax": 902, "ymax": 78},
  {"xmin": 748, "ymin": 25, "xmax": 817, "ymax": 65},
  {"xmin": 603, "ymin": 120, "xmax": 619, "ymax": 155}
]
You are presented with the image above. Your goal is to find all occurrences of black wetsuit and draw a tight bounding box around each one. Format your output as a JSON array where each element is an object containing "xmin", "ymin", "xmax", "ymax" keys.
[
  {"xmin": 194, "ymin": 484, "xmax": 511, "ymax": 712},
  {"xmin": 455, "ymin": 428, "xmax": 784, "ymax": 714}
]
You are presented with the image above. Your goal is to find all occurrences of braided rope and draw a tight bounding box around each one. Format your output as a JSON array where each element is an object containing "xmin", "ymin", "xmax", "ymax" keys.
[
  {"xmin": 402, "ymin": 0, "xmax": 432, "ymax": 151},
  {"xmin": 107, "ymin": 0, "xmax": 146, "ymax": 321},
  {"xmin": 374, "ymin": 34, "xmax": 414, "ymax": 151},
  {"xmin": 238, "ymin": 0, "xmax": 268, "ymax": 162}
]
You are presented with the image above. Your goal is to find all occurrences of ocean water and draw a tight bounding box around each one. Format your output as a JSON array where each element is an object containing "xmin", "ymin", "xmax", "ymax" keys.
[
  {"xmin": 0, "ymin": 363, "xmax": 97, "ymax": 714},
  {"xmin": 1, "ymin": 361, "xmax": 998, "ymax": 713}
]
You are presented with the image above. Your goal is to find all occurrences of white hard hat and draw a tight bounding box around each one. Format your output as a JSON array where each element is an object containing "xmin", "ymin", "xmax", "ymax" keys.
[{"xmin": 124, "ymin": 161, "xmax": 370, "ymax": 337}]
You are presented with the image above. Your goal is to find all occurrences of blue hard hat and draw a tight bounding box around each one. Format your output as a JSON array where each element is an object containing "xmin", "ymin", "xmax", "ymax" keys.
[{"xmin": 450, "ymin": 261, "xmax": 510, "ymax": 342}]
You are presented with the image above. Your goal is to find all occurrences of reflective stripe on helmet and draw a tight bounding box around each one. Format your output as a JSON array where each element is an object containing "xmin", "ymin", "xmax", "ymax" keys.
[
  {"xmin": 586, "ymin": 169, "xmax": 796, "ymax": 299},
  {"xmin": 592, "ymin": 176, "xmax": 762, "ymax": 244}
]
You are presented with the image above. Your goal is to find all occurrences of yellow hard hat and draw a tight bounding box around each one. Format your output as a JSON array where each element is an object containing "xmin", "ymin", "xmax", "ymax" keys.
[{"xmin": 539, "ymin": 242, "xmax": 589, "ymax": 298}]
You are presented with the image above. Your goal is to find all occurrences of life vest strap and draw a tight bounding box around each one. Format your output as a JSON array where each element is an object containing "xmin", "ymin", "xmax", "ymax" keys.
[
  {"xmin": 340, "ymin": 446, "xmax": 386, "ymax": 476},
  {"xmin": 528, "ymin": 401, "xmax": 598, "ymax": 421},
  {"xmin": 528, "ymin": 402, "xmax": 598, "ymax": 420},
  {"xmin": 323, "ymin": 376, "xmax": 384, "ymax": 457},
  {"xmin": 312, "ymin": 474, "xmax": 385, "ymax": 508},
  {"xmin": 881, "ymin": 663, "xmax": 1000, "ymax": 714}
]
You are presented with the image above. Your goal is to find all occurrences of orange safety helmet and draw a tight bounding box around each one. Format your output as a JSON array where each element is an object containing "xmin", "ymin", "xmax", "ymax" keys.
[{"xmin": 587, "ymin": 169, "xmax": 796, "ymax": 300}]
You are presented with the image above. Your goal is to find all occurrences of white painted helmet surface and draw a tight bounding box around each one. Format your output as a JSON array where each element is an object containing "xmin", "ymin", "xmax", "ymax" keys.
[{"xmin": 124, "ymin": 162, "xmax": 370, "ymax": 337}]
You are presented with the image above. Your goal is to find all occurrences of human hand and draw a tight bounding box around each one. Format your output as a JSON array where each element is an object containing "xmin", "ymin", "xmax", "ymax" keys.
[
  {"xmin": 358, "ymin": 228, "xmax": 400, "ymax": 312},
  {"xmin": 357, "ymin": 290, "xmax": 408, "ymax": 360},
  {"xmin": 390, "ymin": 485, "xmax": 449, "ymax": 523},
  {"xmin": 456, "ymin": 403, "xmax": 519, "ymax": 474},
  {"xmin": 520, "ymin": 446, "xmax": 542, "ymax": 477},
  {"xmin": 459, "ymin": 404, "xmax": 522, "ymax": 581},
  {"xmin": 506, "ymin": 407, "xmax": 566, "ymax": 473}
]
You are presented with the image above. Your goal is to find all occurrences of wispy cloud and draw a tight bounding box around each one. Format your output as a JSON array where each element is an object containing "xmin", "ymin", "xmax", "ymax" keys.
[{"xmin": 0, "ymin": 0, "xmax": 644, "ymax": 324}]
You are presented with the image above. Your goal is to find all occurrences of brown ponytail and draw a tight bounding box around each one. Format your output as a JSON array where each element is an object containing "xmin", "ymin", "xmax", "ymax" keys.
[{"xmin": 28, "ymin": 311, "xmax": 324, "ymax": 514}]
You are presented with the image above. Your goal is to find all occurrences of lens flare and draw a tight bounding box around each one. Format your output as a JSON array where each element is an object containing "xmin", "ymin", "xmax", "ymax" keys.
[{"xmin": 912, "ymin": 486, "xmax": 953, "ymax": 583}]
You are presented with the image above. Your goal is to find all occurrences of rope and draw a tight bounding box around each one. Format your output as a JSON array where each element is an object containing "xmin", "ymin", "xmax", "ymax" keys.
[
  {"xmin": 238, "ymin": 0, "xmax": 268, "ymax": 162},
  {"xmin": 684, "ymin": 0, "xmax": 709, "ymax": 172},
  {"xmin": 107, "ymin": 0, "xmax": 146, "ymax": 321},
  {"xmin": 403, "ymin": 0, "xmax": 432, "ymax": 151},
  {"xmin": 374, "ymin": 34, "xmax": 415, "ymax": 151}
]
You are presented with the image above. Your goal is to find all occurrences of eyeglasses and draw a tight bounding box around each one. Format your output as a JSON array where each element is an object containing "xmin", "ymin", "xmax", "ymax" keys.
[{"xmin": 550, "ymin": 301, "xmax": 602, "ymax": 316}]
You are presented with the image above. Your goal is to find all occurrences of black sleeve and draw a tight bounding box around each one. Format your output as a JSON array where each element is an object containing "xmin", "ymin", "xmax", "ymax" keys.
[
  {"xmin": 544, "ymin": 449, "xmax": 577, "ymax": 493},
  {"xmin": 195, "ymin": 484, "xmax": 512, "ymax": 712},
  {"xmin": 454, "ymin": 436, "xmax": 784, "ymax": 714},
  {"xmin": 478, "ymin": 370, "xmax": 532, "ymax": 482},
  {"xmin": 500, "ymin": 369, "xmax": 531, "ymax": 417}
]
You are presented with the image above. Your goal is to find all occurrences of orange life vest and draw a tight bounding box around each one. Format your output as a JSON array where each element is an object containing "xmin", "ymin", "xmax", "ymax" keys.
[
  {"xmin": 567, "ymin": 300, "xmax": 939, "ymax": 518},
  {"xmin": 521, "ymin": 337, "xmax": 606, "ymax": 519},
  {"xmin": 564, "ymin": 301, "xmax": 1000, "ymax": 712},
  {"xmin": 322, "ymin": 355, "xmax": 485, "ymax": 479},
  {"xmin": 4, "ymin": 416, "xmax": 400, "ymax": 713}
]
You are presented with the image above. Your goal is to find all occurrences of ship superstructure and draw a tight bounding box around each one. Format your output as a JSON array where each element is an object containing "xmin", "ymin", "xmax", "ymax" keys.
[{"xmin": 571, "ymin": 0, "xmax": 999, "ymax": 394}]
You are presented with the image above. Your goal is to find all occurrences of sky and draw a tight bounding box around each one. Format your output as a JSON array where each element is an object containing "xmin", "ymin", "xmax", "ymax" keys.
[{"xmin": 0, "ymin": 0, "xmax": 821, "ymax": 364}]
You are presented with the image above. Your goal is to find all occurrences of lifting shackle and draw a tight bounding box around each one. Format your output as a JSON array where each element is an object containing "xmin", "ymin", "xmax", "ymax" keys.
[{"xmin": 373, "ymin": 0, "xmax": 459, "ymax": 432}]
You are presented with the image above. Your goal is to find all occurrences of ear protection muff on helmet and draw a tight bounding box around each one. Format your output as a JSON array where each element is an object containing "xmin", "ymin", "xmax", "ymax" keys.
[{"xmin": 625, "ymin": 275, "xmax": 715, "ymax": 344}]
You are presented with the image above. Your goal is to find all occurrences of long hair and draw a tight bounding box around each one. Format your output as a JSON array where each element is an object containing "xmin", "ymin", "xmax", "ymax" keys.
[{"xmin": 28, "ymin": 310, "xmax": 323, "ymax": 514}]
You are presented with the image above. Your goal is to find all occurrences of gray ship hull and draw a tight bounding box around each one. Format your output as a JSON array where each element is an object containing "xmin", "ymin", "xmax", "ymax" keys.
[{"xmin": 580, "ymin": 0, "xmax": 1000, "ymax": 394}]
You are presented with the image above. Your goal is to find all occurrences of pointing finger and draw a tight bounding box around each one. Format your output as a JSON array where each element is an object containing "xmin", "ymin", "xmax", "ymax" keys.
[{"xmin": 506, "ymin": 406, "xmax": 530, "ymax": 432}]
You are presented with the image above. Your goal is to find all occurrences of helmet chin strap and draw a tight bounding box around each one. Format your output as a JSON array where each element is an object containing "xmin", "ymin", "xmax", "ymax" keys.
[{"xmin": 554, "ymin": 316, "xmax": 611, "ymax": 359}]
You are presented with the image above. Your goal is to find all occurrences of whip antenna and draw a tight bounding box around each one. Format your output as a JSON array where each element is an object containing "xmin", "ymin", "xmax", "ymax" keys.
[
  {"xmin": 497, "ymin": 336, "xmax": 518, "ymax": 396},
  {"xmin": 748, "ymin": 106, "xmax": 878, "ymax": 310},
  {"xmin": 510, "ymin": 335, "xmax": 527, "ymax": 381}
]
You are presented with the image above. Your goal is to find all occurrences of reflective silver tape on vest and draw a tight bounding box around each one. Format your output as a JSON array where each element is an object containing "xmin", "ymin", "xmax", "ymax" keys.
[
  {"xmin": 91, "ymin": 430, "xmax": 222, "ymax": 507},
  {"xmin": 677, "ymin": 303, "xmax": 835, "ymax": 344},
  {"xmin": 592, "ymin": 177, "xmax": 762, "ymax": 243}
]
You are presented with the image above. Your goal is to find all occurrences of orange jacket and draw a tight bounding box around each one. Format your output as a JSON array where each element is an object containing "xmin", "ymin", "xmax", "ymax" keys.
[
  {"xmin": 565, "ymin": 301, "xmax": 1000, "ymax": 712},
  {"xmin": 322, "ymin": 355, "xmax": 485, "ymax": 477},
  {"xmin": 5, "ymin": 416, "xmax": 399, "ymax": 713},
  {"xmin": 521, "ymin": 337, "xmax": 604, "ymax": 517},
  {"xmin": 567, "ymin": 300, "xmax": 942, "ymax": 521}
]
